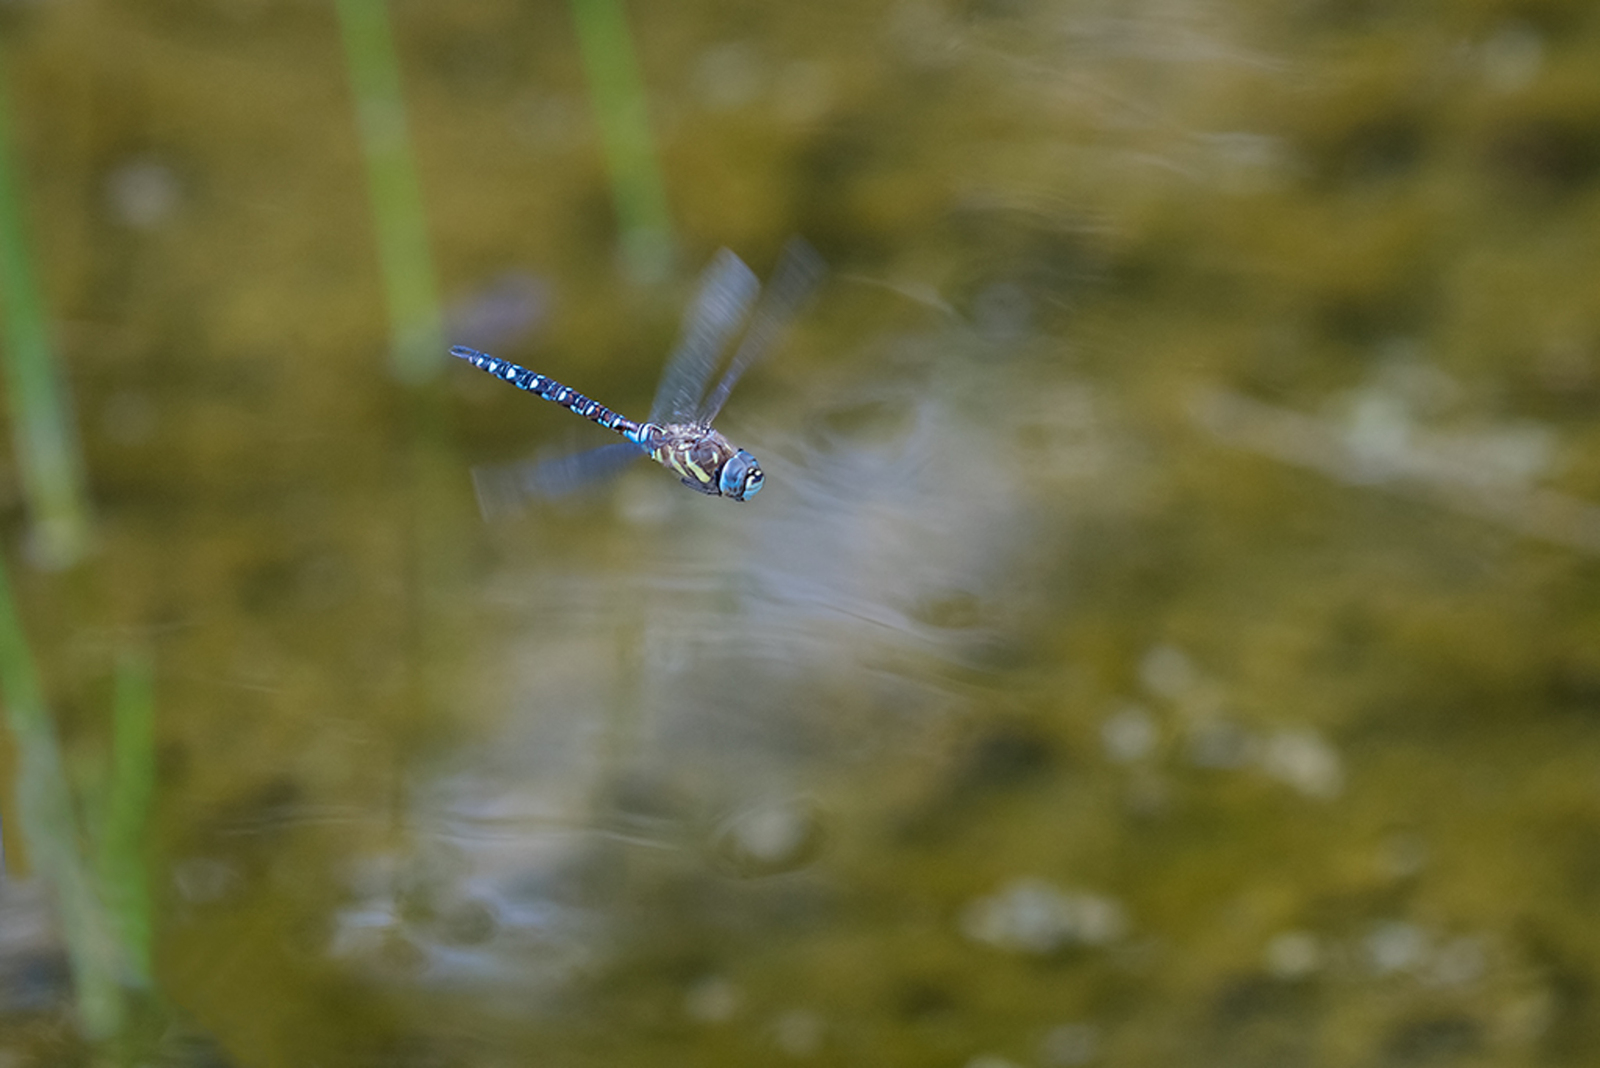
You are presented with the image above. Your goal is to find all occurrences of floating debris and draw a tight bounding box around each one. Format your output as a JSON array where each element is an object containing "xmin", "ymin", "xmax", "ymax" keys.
[
  {"xmin": 1139, "ymin": 644, "xmax": 1198, "ymax": 701},
  {"xmin": 770, "ymin": 1007, "xmax": 825, "ymax": 1057},
  {"xmin": 105, "ymin": 156, "xmax": 183, "ymax": 230},
  {"xmin": 1101, "ymin": 703, "xmax": 1158, "ymax": 763},
  {"xmin": 1263, "ymin": 929, "xmax": 1323, "ymax": 979},
  {"xmin": 1261, "ymin": 728, "xmax": 1344, "ymax": 800},
  {"xmin": 1366, "ymin": 920, "xmax": 1430, "ymax": 976},
  {"xmin": 1481, "ymin": 23, "xmax": 1544, "ymax": 93},
  {"xmin": 960, "ymin": 878, "xmax": 1127, "ymax": 955},
  {"xmin": 1185, "ymin": 716, "xmax": 1258, "ymax": 771},
  {"xmin": 684, "ymin": 974, "xmax": 741, "ymax": 1024},
  {"xmin": 1039, "ymin": 1022, "xmax": 1100, "ymax": 1066},
  {"xmin": 708, "ymin": 796, "xmax": 827, "ymax": 877},
  {"xmin": 1428, "ymin": 936, "xmax": 1488, "ymax": 988}
]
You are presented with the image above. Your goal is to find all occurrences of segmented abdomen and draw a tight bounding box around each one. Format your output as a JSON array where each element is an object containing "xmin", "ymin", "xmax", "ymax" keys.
[{"xmin": 450, "ymin": 345, "xmax": 637, "ymax": 436}]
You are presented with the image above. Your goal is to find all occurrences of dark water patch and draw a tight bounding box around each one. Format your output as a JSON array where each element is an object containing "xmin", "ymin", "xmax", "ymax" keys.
[
  {"xmin": 947, "ymin": 719, "xmax": 1058, "ymax": 794},
  {"xmin": 889, "ymin": 718, "xmax": 1063, "ymax": 845},
  {"xmin": 1305, "ymin": 114, "xmax": 1431, "ymax": 188},
  {"xmin": 1543, "ymin": 814, "xmax": 1600, "ymax": 904},
  {"xmin": 1475, "ymin": 1, "xmax": 1599, "ymax": 43},
  {"xmin": 1512, "ymin": 925, "xmax": 1598, "ymax": 1063},
  {"xmin": 893, "ymin": 975, "xmax": 958, "ymax": 1022},
  {"xmin": 1381, "ymin": 1013, "xmax": 1483, "ymax": 1064},
  {"xmin": 1314, "ymin": 286, "xmax": 1433, "ymax": 350},
  {"xmin": 1286, "ymin": 0, "xmax": 1460, "ymax": 34},
  {"xmin": 1483, "ymin": 112, "xmax": 1600, "ymax": 197},
  {"xmin": 131, "ymin": 0, "xmax": 333, "ymax": 44},
  {"xmin": 1543, "ymin": 646, "xmax": 1600, "ymax": 719},
  {"xmin": 1204, "ymin": 971, "xmax": 1320, "ymax": 1068},
  {"xmin": 423, "ymin": 8, "xmax": 552, "ymax": 95}
]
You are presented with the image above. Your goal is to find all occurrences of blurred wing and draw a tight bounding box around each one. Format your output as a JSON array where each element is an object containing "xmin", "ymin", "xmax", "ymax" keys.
[
  {"xmin": 648, "ymin": 249, "xmax": 760, "ymax": 426},
  {"xmin": 696, "ymin": 238, "xmax": 825, "ymax": 426},
  {"xmin": 471, "ymin": 442, "xmax": 645, "ymax": 519}
]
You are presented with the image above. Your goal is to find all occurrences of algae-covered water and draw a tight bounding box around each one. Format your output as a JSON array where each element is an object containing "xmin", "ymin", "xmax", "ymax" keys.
[{"xmin": 2, "ymin": 1, "xmax": 1599, "ymax": 1065}]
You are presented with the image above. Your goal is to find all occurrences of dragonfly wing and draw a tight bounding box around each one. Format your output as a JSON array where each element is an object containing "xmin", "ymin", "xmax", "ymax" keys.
[
  {"xmin": 648, "ymin": 249, "xmax": 760, "ymax": 426},
  {"xmin": 696, "ymin": 237, "xmax": 825, "ymax": 426},
  {"xmin": 471, "ymin": 442, "xmax": 645, "ymax": 518}
]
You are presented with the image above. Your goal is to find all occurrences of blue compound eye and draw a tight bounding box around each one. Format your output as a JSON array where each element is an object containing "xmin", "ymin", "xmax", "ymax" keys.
[
  {"xmin": 740, "ymin": 466, "xmax": 764, "ymax": 501},
  {"xmin": 721, "ymin": 450, "xmax": 763, "ymax": 500}
]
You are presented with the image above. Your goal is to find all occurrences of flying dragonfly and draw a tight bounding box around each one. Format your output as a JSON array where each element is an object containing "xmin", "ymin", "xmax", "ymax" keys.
[{"xmin": 452, "ymin": 239, "xmax": 823, "ymax": 511}]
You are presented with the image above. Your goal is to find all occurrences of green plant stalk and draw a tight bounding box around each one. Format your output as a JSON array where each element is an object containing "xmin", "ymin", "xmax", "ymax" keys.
[
  {"xmin": 333, "ymin": 0, "xmax": 444, "ymax": 384},
  {"xmin": 569, "ymin": 0, "xmax": 674, "ymax": 280},
  {"xmin": 95, "ymin": 646, "xmax": 155, "ymax": 986},
  {"xmin": 0, "ymin": 552, "xmax": 123, "ymax": 1038},
  {"xmin": 0, "ymin": 45, "xmax": 91, "ymax": 568}
]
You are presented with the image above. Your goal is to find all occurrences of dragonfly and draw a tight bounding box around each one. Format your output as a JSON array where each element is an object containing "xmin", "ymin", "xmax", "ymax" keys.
[{"xmin": 452, "ymin": 239, "xmax": 823, "ymax": 509}]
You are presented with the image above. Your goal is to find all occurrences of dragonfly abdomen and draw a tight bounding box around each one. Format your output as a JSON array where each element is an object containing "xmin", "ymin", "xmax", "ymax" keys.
[{"xmin": 450, "ymin": 345, "xmax": 638, "ymax": 437}]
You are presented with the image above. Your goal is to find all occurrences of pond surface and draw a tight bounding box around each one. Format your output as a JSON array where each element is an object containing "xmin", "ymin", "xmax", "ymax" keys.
[{"xmin": 2, "ymin": 1, "xmax": 1600, "ymax": 1065}]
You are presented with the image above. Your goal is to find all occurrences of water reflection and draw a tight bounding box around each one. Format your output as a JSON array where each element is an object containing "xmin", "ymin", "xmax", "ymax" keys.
[{"xmin": 342, "ymin": 334, "xmax": 1051, "ymax": 1000}]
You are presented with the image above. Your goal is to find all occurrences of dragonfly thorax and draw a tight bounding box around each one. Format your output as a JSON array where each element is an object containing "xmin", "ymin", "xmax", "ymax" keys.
[{"xmin": 635, "ymin": 423, "xmax": 763, "ymax": 501}]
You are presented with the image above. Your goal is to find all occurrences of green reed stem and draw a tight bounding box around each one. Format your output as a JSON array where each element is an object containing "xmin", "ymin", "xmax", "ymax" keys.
[
  {"xmin": 94, "ymin": 646, "xmax": 155, "ymax": 987},
  {"xmin": 568, "ymin": 0, "xmax": 675, "ymax": 281},
  {"xmin": 0, "ymin": 45, "xmax": 91, "ymax": 569},
  {"xmin": 0, "ymin": 552, "xmax": 123, "ymax": 1038},
  {"xmin": 333, "ymin": 0, "xmax": 444, "ymax": 384}
]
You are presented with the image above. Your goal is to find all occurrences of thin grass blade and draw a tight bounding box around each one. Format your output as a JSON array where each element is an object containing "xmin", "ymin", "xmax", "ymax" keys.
[
  {"xmin": 94, "ymin": 647, "xmax": 155, "ymax": 987},
  {"xmin": 334, "ymin": 0, "xmax": 444, "ymax": 383},
  {"xmin": 0, "ymin": 552, "xmax": 123, "ymax": 1037},
  {"xmin": 0, "ymin": 46, "xmax": 91, "ymax": 568},
  {"xmin": 568, "ymin": 0, "xmax": 674, "ymax": 280}
]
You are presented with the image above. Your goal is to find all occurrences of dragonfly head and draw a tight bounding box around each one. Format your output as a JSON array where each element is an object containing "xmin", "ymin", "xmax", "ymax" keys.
[{"xmin": 720, "ymin": 449, "xmax": 764, "ymax": 501}]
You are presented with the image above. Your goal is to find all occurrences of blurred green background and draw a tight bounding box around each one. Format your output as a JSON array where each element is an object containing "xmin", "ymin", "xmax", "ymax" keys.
[{"xmin": 1, "ymin": 0, "xmax": 1599, "ymax": 1065}]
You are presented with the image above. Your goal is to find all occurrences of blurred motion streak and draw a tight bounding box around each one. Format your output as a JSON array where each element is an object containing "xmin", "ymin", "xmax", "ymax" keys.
[
  {"xmin": 334, "ymin": 0, "xmax": 445, "ymax": 383},
  {"xmin": 0, "ymin": 45, "xmax": 91, "ymax": 569},
  {"xmin": 1192, "ymin": 386, "xmax": 1600, "ymax": 554}
]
